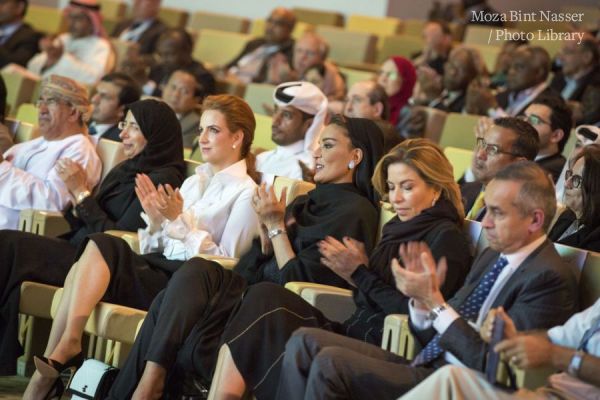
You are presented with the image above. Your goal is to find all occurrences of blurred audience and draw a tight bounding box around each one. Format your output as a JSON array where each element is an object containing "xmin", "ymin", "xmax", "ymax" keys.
[
  {"xmin": 0, "ymin": 74, "xmax": 12, "ymax": 153},
  {"xmin": 551, "ymin": 37, "xmax": 600, "ymax": 103},
  {"xmin": 112, "ymin": 0, "xmax": 166, "ymax": 56},
  {"xmin": 412, "ymin": 20, "xmax": 453, "ymax": 76},
  {"xmin": 0, "ymin": 0, "xmax": 41, "ymax": 68},
  {"xmin": 27, "ymin": 0, "xmax": 112, "ymax": 86},
  {"xmin": 378, "ymin": 56, "xmax": 416, "ymax": 127}
]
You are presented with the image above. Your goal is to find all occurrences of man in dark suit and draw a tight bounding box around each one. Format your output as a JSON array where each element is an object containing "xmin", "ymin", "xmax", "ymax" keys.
[
  {"xmin": 111, "ymin": 0, "xmax": 166, "ymax": 56},
  {"xmin": 522, "ymin": 95, "xmax": 573, "ymax": 182},
  {"xmin": 550, "ymin": 38, "xmax": 600, "ymax": 103},
  {"xmin": 275, "ymin": 161, "xmax": 579, "ymax": 400},
  {"xmin": 461, "ymin": 117, "xmax": 539, "ymax": 219},
  {"xmin": 0, "ymin": 0, "xmax": 41, "ymax": 67},
  {"xmin": 225, "ymin": 7, "xmax": 295, "ymax": 84},
  {"xmin": 89, "ymin": 73, "xmax": 141, "ymax": 142},
  {"xmin": 466, "ymin": 46, "xmax": 561, "ymax": 117}
]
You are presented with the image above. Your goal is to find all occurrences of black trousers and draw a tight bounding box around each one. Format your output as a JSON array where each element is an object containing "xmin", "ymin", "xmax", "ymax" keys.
[
  {"xmin": 276, "ymin": 328, "xmax": 436, "ymax": 400},
  {"xmin": 107, "ymin": 258, "xmax": 246, "ymax": 399}
]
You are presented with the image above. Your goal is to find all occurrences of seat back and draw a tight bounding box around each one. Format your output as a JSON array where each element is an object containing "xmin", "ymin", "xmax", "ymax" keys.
[
  {"xmin": 250, "ymin": 19, "xmax": 313, "ymax": 40},
  {"xmin": 244, "ymin": 83, "xmax": 276, "ymax": 115},
  {"xmin": 14, "ymin": 121, "xmax": 39, "ymax": 143},
  {"xmin": 338, "ymin": 67, "xmax": 375, "ymax": 89},
  {"xmin": 24, "ymin": 5, "xmax": 66, "ymax": 34},
  {"xmin": 157, "ymin": 6, "xmax": 188, "ymax": 28},
  {"xmin": 192, "ymin": 29, "xmax": 252, "ymax": 69},
  {"xmin": 438, "ymin": 113, "xmax": 480, "ymax": 150},
  {"xmin": 463, "ymin": 219, "xmax": 483, "ymax": 257},
  {"xmin": 5, "ymin": 117, "xmax": 19, "ymax": 138},
  {"xmin": 444, "ymin": 147, "xmax": 473, "ymax": 181},
  {"xmin": 185, "ymin": 159, "xmax": 202, "ymax": 177},
  {"xmin": 377, "ymin": 202, "xmax": 396, "ymax": 241},
  {"xmin": 463, "ymin": 25, "xmax": 516, "ymax": 46},
  {"xmin": 188, "ymin": 11, "xmax": 250, "ymax": 33},
  {"xmin": 345, "ymin": 15, "xmax": 402, "ymax": 39},
  {"xmin": 100, "ymin": 0, "xmax": 127, "ymax": 21},
  {"xmin": 253, "ymin": 113, "xmax": 275, "ymax": 152},
  {"xmin": 377, "ymin": 34, "xmax": 424, "ymax": 63},
  {"xmin": 273, "ymin": 176, "xmax": 315, "ymax": 205},
  {"xmin": 97, "ymin": 139, "xmax": 127, "ymax": 182},
  {"xmin": 2, "ymin": 71, "xmax": 37, "ymax": 117},
  {"xmin": 467, "ymin": 44, "xmax": 501, "ymax": 72},
  {"xmin": 316, "ymin": 26, "xmax": 377, "ymax": 65},
  {"xmin": 292, "ymin": 7, "xmax": 344, "ymax": 27},
  {"xmin": 110, "ymin": 39, "xmax": 139, "ymax": 71},
  {"xmin": 415, "ymin": 106, "xmax": 447, "ymax": 144},
  {"xmin": 554, "ymin": 242, "xmax": 588, "ymax": 275},
  {"xmin": 401, "ymin": 19, "xmax": 425, "ymax": 36},
  {"xmin": 16, "ymin": 103, "xmax": 38, "ymax": 125}
]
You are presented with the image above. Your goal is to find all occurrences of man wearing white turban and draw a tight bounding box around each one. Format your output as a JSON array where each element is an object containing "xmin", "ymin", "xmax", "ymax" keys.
[
  {"xmin": 257, "ymin": 81, "xmax": 328, "ymax": 183},
  {"xmin": 0, "ymin": 75, "xmax": 101, "ymax": 229}
]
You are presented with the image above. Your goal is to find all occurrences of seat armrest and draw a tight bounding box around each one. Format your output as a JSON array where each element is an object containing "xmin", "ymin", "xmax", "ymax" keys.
[
  {"xmin": 515, "ymin": 366, "xmax": 556, "ymax": 390},
  {"xmin": 31, "ymin": 210, "xmax": 70, "ymax": 237},
  {"xmin": 105, "ymin": 230, "xmax": 140, "ymax": 254},
  {"xmin": 199, "ymin": 254, "xmax": 239, "ymax": 269},
  {"xmin": 300, "ymin": 287, "xmax": 355, "ymax": 323},
  {"xmin": 285, "ymin": 281, "xmax": 353, "ymax": 296},
  {"xmin": 382, "ymin": 314, "xmax": 419, "ymax": 358},
  {"xmin": 18, "ymin": 209, "xmax": 36, "ymax": 232}
]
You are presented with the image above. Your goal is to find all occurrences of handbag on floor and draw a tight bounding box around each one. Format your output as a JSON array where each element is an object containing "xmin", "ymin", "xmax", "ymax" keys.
[{"xmin": 67, "ymin": 358, "xmax": 119, "ymax": 399}]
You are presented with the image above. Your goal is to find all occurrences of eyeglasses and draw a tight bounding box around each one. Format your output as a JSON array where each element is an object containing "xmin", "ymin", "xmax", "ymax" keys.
[
  {"xmin": 565, "ymin": 169, "xmax": 583, "ymax": 189},
  {"xmin": 519, "ymin": 114, "xmax": 551, "ymax": 127},
  {"xmin": 118, "ymin": 121, "xmax": 140, "ymax": 131},
  {"xmin": 476, "ymin": 138, "xmax": 521, "ymax": 157}
]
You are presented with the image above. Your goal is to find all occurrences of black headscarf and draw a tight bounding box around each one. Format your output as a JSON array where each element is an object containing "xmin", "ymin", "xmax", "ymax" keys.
[
  {"xmin": 94, "ymin": 99, "xmax": 185, "ymax": 203},
  {"xmin": 344, "ymin": 117, "xmax": 386, "ymax": 207}
]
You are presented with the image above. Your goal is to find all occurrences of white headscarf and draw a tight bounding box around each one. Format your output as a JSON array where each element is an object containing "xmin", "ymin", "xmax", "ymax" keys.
[{"xmin": 273, "ymin": 81, "xmax": 328, "ymax": 153}]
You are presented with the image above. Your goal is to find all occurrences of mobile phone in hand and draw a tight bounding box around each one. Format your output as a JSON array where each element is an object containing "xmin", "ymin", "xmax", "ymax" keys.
[{"xmin": 485, "ymin": 314, "xmax": 505, "ymax": 384}]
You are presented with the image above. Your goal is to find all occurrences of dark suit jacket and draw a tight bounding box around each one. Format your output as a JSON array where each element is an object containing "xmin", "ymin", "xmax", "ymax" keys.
[
  {"xmin": 550, "ymin": 67, "xmax": 600, "ymax": 102},
  {"xmin": 432, "ymin": 92, "xmax": 466, "ymax": 113},
  {"xmin": 550, "ymin": 209, "xmax": 600, "ymax": 253},
  {"xmin": 536, "ymin": 152, "xmax": 566, "ymax": 183},
  {"xmin": 460, "ymin": 181, "xmax": 483, "ymax": 216},
  {"xmin": 412, "ymin": 240, "xmax": 579, "ymax": 372},
  {"xmin": 226, "ymin": 37, "xmax": 294, "ymax": 83},
  {"xmin": 111, "ymin": 19, "xmax": 168, "ymax": 55},
  {"xmin": 495, "ymin": 86, "xmax": 561, "ymax": 116},
  {"xmin": 0, "ymin": 23, "xmax": 42, "ymax": 68}
]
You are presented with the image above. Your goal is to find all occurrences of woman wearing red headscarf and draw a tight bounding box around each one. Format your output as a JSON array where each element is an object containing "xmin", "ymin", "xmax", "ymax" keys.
[{"xmin": 377, "ymin": 56, "xmax": 417, "ymax": 126}]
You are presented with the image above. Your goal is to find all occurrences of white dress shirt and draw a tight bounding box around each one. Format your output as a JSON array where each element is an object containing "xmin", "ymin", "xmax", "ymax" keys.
[
  {"xmin": 256, "ymin": 140, "xmax": 313, "ymax": 184},
  {"xmin": 489, "ymin": 82, "xmax": 549, "ymax": 118},
  {"xmin": 138, "ymin": 159, "xmax": 260, "ymax": 261},
  {"xmin": 118, "ymin": 19, "xmax": 153, "ymax": 43},
  {"xmin": 27, "ymin": 33, "xmax": 112, "ymax": 86},
  {"xmin": 0, "ymin": 133, "xmax": 102, "ymax": 229},
  {"xmin": 409, "ymin": 235, "xmax": 548, "ymax": 366},
  {"xmin": 88, "ymin": 122, "xmax": 115, "ymax": 145},
  {"xmin": 545, "ymin": 299, "xmax": 600, "ymax": 399}
]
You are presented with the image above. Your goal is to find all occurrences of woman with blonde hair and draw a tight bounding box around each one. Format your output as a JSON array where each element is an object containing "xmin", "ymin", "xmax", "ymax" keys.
[
  {"xmin": 210, "ymin": 138, "xmax": 472, "ymax": 400},
  {"xmin": 24, "ymin": 94, "xmax": 261, "ymax": 399}
]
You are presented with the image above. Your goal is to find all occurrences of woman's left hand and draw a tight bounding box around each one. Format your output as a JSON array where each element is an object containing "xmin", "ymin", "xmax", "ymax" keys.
[
  {"xmin": 252, "ymin": 183, "xmax": 287, "ymax": 230},
  {"xmin": 55, "ymin": 157, "xmax": 88, "ymax": 197},
  {"xmin": 156, "ymin": 183, "xmax": 184, "ymax": 221},
  {"xmin": 319, "ymin": 236, "xmax": 368, "ymax": 285}
]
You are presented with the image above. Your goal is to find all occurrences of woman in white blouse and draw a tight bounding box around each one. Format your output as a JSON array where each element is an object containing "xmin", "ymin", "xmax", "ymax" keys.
[{"xmin": 24, "ymin": 95, "xmax": 261, "ymax": 399}]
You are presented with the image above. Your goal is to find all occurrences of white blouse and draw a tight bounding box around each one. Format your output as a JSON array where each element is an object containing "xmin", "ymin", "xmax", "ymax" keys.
[{"xmin": 138, "ymin": 159, "xmax": 260, "ymax": 261}]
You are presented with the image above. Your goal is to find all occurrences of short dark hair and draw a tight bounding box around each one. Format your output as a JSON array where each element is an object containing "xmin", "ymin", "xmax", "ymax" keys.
[
  {"xmin": 427, "ymin": 19, "xmax": 452, "ymax": 36},
  {"xmin": 167, "ymin": 69, "xmax": 210, "ymax": 99},
  {"xmin": 574, "ymin": 144, "xmax": 600, "ymax": 228},
  {"xmin": 494, "ymin": 161, "xmax": 556, "ymax": 231},
  {"xmin": 101, "ymin": 72, "xmax": 141, "ymax": 107},
  {"xmin": 16, "ymin": 0, "xmax": 28, "ymax": 18},
  {"xmin": 158, "ymin": 28, "xmax": 194, "ymax": 54},
  {"xmin": 530, "ymin": 95, "xmax": 573, "ymax": 152},
  {"xmin": 493, "ymin": 117, "xmax": 540, "ymax": 160},
  {"xmin": 366, "ymin": 83, "xmax": 390, "ymax": 120}
]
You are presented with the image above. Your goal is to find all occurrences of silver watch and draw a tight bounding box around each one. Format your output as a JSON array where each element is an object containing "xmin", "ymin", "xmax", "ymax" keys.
[
  {"xmin": 567, "ymin": 350, "xmax": 585, "ymax": 377},
  {"xmin": 267, "ymin": 227, "xmax": 286, "ymax": 240},
  {"xmin": 427, "ymin": 303, "xmax": 449, "ymax": 322}
]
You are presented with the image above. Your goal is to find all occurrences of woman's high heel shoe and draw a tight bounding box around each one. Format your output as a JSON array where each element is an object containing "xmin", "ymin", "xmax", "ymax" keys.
[{"xmin": 33, "ymin": 353, "xmax": 84, "ymax": 399}]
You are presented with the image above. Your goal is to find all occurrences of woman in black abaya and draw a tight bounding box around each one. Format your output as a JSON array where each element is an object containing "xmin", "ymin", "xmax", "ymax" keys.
[{"xmin": 0, "ymin": 99, "xmax": 184, "ymax": 376}]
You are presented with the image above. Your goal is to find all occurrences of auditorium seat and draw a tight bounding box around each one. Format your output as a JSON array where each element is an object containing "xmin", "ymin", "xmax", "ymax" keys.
[
  {"xmin": 249, "ymin": 19, "xmax": 313, "ymax": 41},
  {"xmin": 401, "ymin": 19, "xmax": 425, "ymax": 36},
  {"xmin": 292, "ymin": 7, "xmax": 344, "ymax": 27},
  {"xmin": 192, "ymin": 29, "xmax": 252, "ymax": 70},
  {"xmin": 16, "ymin": 103, "xmax": 39, "ymax": 125},
  {"xmin": 243, "ymin": 83, "xmax": 276, "ymax": 115},
  {"xmin": 338, "ymin": 66, "xmax": 375, "ymax": 89},
  {"xmin": 443, "ymin": 146, "xmax": 473, "ymax": 181},
  {"xmin": 2, "ymin": 71, "xmax": 37, "ymax": 118},
  {"xmin": 438, "ymin": 112, "xmax": 480, "ymax": 150},
  {"xmin": 23, "ymin": 5, "xmax": 66, "ymax": 34},
  {"xmin": 345, "ymin": 15, "xmax": 402, "ymax": 46},
  {"xmin": 316, "ymin": 25, "xmax": 377, "ymax": 65},
  {"xmin": 14, "ymin": 121, "xmax": 39, "ymax": 144},
  {"xmin": 377, "ymin": 34, "xmax": 424, "ymax": 63},
  {"xmin": 252, "ymin": 113, "xmax": 276, "ymax": 152},
  {"xmin": 157, "ymin": 6, "xmax": 189, "ymax": 28},
  {"xmin": 188, "ymin": 11, "xmax": 250, "ymax": 33},
  {"xmin": 463, "ymin": 25, "xmax": 516, "ymax": 47}
]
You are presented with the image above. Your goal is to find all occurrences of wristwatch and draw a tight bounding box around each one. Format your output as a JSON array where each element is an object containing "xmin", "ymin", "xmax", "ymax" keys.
[
  {"xmin": 567, "ymin": 350, "xmax": 585, "ymax": 377},
  {"xmin": 267, "ymin": 227, "xmax": 286, "ymax": 240},
  {"xmin": 427, "ymin": 302, "xmax": 449, "ymax": 322},
  {"xmin": 76, "ymin": 190, "xmax": 91, "ymax": 205}
]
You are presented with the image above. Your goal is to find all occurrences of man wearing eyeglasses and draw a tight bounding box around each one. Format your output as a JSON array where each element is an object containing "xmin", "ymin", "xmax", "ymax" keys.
[
  {"xmin": 0, "ymin": 74, "xmax": 101, "ymax": 229},
  {"xmin": 521, "ymin": 96, "xmax": 573, "ymax": 182},
  {"xmin": 462, "ymin": 117, "xmax": 539, "ymax": 220}
]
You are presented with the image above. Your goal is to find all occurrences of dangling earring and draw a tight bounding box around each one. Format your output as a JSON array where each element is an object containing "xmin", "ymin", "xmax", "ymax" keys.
[
  {"xmin": 431, "ymin": 194, "xmax": 439, "ymax": 207},
  {"xmin": 348, "ymin": 160, "xmax": 355, "ymax": 170}
]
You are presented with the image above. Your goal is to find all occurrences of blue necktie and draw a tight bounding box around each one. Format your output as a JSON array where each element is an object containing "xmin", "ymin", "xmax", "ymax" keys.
[
  {"xmin": 411, "ymin": 256, "xmax": 509, "ymax": 366},
  {"xmin": 88, "ymin": 123, "xmax": 97, "ymax": 136}
]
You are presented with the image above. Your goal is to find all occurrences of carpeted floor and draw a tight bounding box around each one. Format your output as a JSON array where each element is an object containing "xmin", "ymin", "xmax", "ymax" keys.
[{"xmin": 0, "ymin": 376, "xmax": 28, "ymax": 399}]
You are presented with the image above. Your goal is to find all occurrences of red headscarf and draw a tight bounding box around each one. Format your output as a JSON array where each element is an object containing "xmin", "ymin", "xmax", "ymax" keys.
[{"xmin": 388, "ymin": 56, "xmax": 416, "ymax": 126}]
